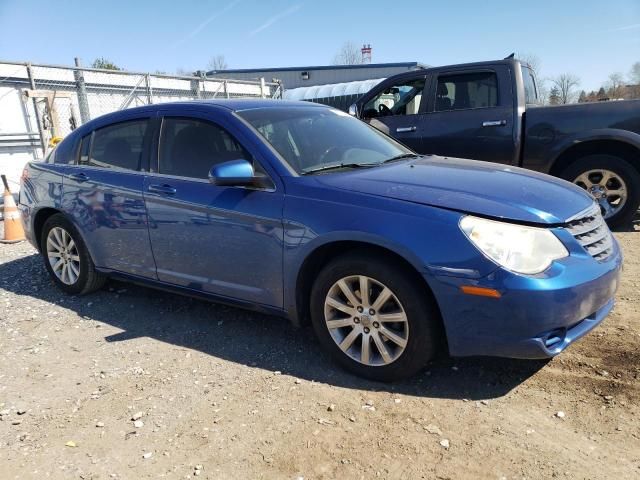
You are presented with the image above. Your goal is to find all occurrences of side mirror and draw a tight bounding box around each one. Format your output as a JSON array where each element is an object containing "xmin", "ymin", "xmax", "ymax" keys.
[
  {"xmin": 348, "ymin": 103, "xmax": 358, "ymax": 117},
  {"xmin": 208, "ymin": 159, "xmax": 270, "ymax": 188}
]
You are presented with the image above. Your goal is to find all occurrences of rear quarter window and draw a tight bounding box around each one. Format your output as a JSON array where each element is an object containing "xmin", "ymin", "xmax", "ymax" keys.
[{"xmin": 50, "ymin": 135, "xmax": 76, "ymax": 164}]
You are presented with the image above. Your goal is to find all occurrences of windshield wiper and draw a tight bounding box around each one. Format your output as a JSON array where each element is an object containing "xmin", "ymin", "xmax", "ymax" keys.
[
  {"xmin": 302, "ymin": 163, "xmax": 378, "ymax": 175},
  {"xmin": 382, "ymin": 153, "xmax": 420, "ymax": 164}
]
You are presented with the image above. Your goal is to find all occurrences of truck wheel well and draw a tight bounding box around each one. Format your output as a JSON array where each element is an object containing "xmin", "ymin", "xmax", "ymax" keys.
[
  {"xmin": 550, "ymin": 140, "xmax": 640, "ymax": 177},
  {"xmin": 33, "ymin": 208, "xmax": 61, "ymax": 251},
  {"xmin": 295, "ymin": 241, "xmax": 445, "ymax": 340}
]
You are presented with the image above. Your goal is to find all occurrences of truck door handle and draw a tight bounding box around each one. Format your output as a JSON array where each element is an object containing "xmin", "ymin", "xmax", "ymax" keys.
[
  {"xmin": 482, "ymin": 120, "xmax": 506, "ymax": 127},
  {"xmin": 396, "ymin": 126, "xmax": 417, "ymax": 133},
  {"xmin": 68, "ymin": 173, "xmax": 90, "ymax": 182},
  {"xmin": 148, "ymin": 184, "xmax": 177, "ymax": 195}
]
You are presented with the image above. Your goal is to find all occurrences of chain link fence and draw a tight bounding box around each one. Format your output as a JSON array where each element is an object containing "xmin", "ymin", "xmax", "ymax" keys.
[{"xmin": 0, "ymin": 60, "xmax": 283, "ymax": 189}]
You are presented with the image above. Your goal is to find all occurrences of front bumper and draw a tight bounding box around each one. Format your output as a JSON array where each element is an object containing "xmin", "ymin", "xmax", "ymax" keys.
[{"xmin": 429, "ymin": 239, "xmax": 622, "ymax": 359}]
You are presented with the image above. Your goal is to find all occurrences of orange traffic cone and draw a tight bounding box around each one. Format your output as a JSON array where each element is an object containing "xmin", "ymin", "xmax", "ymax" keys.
[{"xmin": 1, "ymin": 174, "xmax": 25, "ymax": 244}]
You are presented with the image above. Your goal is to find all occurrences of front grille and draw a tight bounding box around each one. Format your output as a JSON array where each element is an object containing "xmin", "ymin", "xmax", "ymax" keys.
[{"xmin": 565, "ymin": 206, "xmax": 614, "ymax": 261}]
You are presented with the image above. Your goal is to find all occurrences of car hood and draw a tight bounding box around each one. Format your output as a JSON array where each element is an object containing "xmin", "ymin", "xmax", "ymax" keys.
[{"xmin": 316, "ymin": 156, "xmax": 595, "ymax": 224}]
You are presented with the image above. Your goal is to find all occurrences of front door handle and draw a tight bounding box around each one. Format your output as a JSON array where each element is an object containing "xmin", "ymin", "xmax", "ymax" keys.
[
  {"xmin": 148, "ymin": 184, "xmax": 177, "ymax": 195},
  {"xmin": 482, "ymin": 120, "xmax": 507, "ymax": 127},
  {"xmin": 69, "ymin": 173, "xmax": 90, "ymax": 182},
  {"xmin": 396, "ymin": 126, "xmax": 417, "ymax": 133}
]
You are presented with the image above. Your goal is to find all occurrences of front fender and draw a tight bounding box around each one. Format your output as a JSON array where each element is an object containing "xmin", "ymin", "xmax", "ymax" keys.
[{"xmin": 281, "ymin": 191, "xmax": 497, "ymax": 324}]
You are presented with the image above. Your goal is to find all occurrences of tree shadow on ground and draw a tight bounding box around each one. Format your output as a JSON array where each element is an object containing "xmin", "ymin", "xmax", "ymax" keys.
[{"xmin": 2, "ymin": 253, "xmax": 547, "ymax": 400}]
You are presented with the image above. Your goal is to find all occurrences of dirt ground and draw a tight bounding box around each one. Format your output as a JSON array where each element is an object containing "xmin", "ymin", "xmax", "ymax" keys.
[{"xmin": 0, "ymin": 221, "xmax": 638, "ymax": 480}]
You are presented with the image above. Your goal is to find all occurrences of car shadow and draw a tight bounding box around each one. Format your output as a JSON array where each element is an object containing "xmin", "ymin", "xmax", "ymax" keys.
[
  {"xmin": 1, "ymin": 253, "xmax": 547, "ymax": 400},
  {"xmin": 612, "ymin": 210, "xmax": 640, "ymax": 232}
]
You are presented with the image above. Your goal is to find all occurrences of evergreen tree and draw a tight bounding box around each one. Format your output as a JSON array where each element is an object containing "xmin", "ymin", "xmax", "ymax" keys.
[
  {"xmin": 549, "ymin": 87, "xmax": 561, "ymax": 105},
  {"xmin": 91, "ymin": 57, "xmax": 121, "ymax": 70},
  {"xmin": 597, "ymin": 87, "xmax": 607, "ymax": 100},
  {"xmin": 578, "ymin": 90, "xmax": 587, "ymax": 103}
]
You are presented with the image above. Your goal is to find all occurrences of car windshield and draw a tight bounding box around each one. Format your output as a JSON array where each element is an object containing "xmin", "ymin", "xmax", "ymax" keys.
[{"xmin": 237, "ymin": 106, "xmax": 412, "ymax": 174}]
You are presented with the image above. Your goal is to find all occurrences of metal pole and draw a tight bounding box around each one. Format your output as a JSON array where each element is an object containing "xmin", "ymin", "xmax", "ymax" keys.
[
  {"xmin": 260, "ymin": 77, "xmax": 266, "ymax": 98},
  {"xmin": 26, "ymin": 63, "xmax": 47, "ymax": 156},
  {"xmin": 145, "ymin": 73, "xmax": 153, "ymax": 104},
  {"xmin": 73, "ymin": 57, "xmax": 91, "ymax": 124},
  {"xmin": 224, "ymin": 80, "xmax": 229, "ymax": 99}
]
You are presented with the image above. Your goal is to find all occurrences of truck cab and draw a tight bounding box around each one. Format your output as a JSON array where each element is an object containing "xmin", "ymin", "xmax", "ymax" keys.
[{"xmin": 350, "ymin": 58, "xmax": 640, "ymax": 228}]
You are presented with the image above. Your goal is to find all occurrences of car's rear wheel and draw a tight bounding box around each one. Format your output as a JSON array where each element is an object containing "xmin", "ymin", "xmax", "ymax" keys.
[
  {"xmin": 310, "ymin": 252, "xmax": 440, "ymax": 381},
  {"xmin": 41, "ymin": 214, "xmax": 106, "ymax": 295},
  {"xmin": 560, "ymin": 154, "xmax": 640, "ymax": 229}
]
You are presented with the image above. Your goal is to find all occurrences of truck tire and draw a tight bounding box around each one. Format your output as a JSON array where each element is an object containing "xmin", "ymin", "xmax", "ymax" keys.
[
  {"xmin": 310, "ymin": 251, "xmax": 440, "ymax": 381},
  {"xmin": 560, "ymin": 154, "xmax": 640, "ymax": 229}
]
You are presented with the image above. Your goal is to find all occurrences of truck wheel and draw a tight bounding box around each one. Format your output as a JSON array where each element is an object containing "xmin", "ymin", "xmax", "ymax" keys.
[
  {"xmin": 40, "ymin": 214, "xmax": 106, "ymax": 295},
  {"xmin": 560, "ymin": 154, "xmax": 640, "ymax": 229},
  {"xmin": 310, "ymin": 251, "xmax": 440, "ymax": 382}
]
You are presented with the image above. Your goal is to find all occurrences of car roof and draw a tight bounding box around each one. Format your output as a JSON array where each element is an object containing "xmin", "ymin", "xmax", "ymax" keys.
[
  {"xmin": 71, "ymin": 99, "xmax": 327, "ymax": 137},
  {"xmin": 133, "ymin": 98, "xmax": 326, "ymax": 114}
]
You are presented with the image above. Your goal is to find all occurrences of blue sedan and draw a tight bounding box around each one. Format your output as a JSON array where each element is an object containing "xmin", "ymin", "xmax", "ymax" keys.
[{"xmin": 19, "ymin": 100, "xmax": 622, "ymax": 381}]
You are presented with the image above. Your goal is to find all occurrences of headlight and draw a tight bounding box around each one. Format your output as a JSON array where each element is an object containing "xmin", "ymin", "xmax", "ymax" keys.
[{"xmin": 460, "ymin": 215, "xmax": 568, "ymax": 275}]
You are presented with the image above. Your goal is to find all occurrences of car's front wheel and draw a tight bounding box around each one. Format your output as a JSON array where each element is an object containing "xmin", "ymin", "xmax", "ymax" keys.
[
  {"xmin": 41, "ymin": 214, "xmax": 106, "ymax": 295},
  {"xmin": 310, "ymin": 252, "xmax": 440, "ymax": 381}
]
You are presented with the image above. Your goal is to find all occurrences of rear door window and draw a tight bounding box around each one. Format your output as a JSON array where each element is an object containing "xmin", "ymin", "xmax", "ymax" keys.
[
  {"xmin": 85, "ymin": 119, "xmax": 149, "ymax": 170},
  {"xmin": 435, "ymin": 72, "xmax": 498, "ymax": 111}
]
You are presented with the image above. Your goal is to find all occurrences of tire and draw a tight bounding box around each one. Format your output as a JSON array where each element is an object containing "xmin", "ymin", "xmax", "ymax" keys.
[
  {"xmin": 310, "ymin": 251, "xmax": 440, "ymax": 382},
  {"xmin": 559, "ymin": 154, "xmax": 640, "ymax": 229},
  {"xmin": 40, "ymin": 214, "xmax": 106, "ymax": 295}
]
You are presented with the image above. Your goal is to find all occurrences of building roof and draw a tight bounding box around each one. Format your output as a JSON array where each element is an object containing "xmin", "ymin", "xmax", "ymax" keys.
[
  {"xmin": 207, "ymin": 62, "xmax": 426, "ymax": 76},
  {"xmin": 284, "ymin": 78, "xmax": 386, "ymax": 101}
]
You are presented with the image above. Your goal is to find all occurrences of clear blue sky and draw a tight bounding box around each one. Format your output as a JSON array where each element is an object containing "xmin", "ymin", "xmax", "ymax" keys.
[{"xmin": 1, "ymin": 0, "xmax": 638, "ymax": 92}]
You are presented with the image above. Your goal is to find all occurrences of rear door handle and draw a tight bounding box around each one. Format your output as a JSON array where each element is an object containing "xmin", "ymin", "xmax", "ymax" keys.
[
  {"xmin": 482, "ymin": 120, "xmax": 507, "ymax": 127},
  {"xmin": 396, "ymin": 126, "xmax": 417, "ymax": 133},
  {"xmin": 148, "ymin": 184, "xmax": 177, "ymax": 195},
  {"xmin": 68, "ymin": 173, "xmax": 90, "ymax": 182}
]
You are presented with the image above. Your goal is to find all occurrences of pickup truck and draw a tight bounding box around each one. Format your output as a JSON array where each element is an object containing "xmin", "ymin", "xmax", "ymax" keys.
[{"xmin": 348, "ymin": 57, "xmax": 640, "ymax": 228}]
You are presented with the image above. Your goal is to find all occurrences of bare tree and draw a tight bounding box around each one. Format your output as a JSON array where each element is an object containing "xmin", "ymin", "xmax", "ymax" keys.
[
  {"xmin": 516, "ymin": 52, "xmax": 549, "ymax": 104},
  {"xmin": 605, "ymin": 72, "xmax": 626, "ymax": 99},
  {"xmin": 630, "ymin": 62, "xmax": 640, "ymax": 84},
  {"xmin": 333, "ymin": 41, "xmax": 364, "ymax": 65},
  {"xmin": 517, "ymin": 52, "xmax": 541, "ymax": 76},
  {"xmin": 627, "ymin": 62, "xmax": 640, "ymax": 99},
  {"xmin": 551, "ymin": 73, "xmax": 580, "ymax": 104},
  {"xmin": 207, "ymin": 55, "xmax": 228, "ymax": 72}
]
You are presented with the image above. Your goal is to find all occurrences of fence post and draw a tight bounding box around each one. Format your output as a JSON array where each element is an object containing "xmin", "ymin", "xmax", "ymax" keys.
[
  {"xmin": 145, "ymin": 73, "xmax": 153, "ymax": 104},
  {"xmin": 224, "ymin": 80, "xmax": 229, "ymax": 99},
  {"xmin": 26, "ymin": 63, "xmax": 47, "ymax": 156},
  {"xmin": 260, "ymin": 77, "xmax": 266, "ymax": 98},
  {"xmin": 73, "ymin": 57, "xmax": 91, "ymax": 124}
]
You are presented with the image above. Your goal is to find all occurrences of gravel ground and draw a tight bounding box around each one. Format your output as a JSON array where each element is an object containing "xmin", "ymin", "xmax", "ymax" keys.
[{"xmin": 0, "ymin": 222, "xmax": 639, "ymax": 480}]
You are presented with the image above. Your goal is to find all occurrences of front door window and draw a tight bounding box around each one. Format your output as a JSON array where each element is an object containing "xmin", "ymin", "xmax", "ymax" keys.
[{"xmin": 362, "ymin": 78, "xmax": 426, "ymax": 119}]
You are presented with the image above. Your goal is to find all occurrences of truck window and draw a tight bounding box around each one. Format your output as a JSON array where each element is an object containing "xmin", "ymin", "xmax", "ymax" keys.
[
  {"xmin": 362, "ymin": 78, "xmax": 426, "ymax": 119},
  {"xmin": 435, "ymin": 72, "xmax": 498, "ymax": 111},
  {"xmin": 521, "ymin": 66, "xmax": 538, "ymax": 105}
]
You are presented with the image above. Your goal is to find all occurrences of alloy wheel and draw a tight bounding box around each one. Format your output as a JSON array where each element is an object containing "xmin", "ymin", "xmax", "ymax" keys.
[
  {"xmin": 323, "ymin": 275, "xmax": 409, "ymax": 366},
  {"xmin": 46, "ymin": 227, "xmax": 81, "ymax": 285},
  {"xmin": 573, "ymin": 169, "xmax": 627, "ymax": 219}
]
